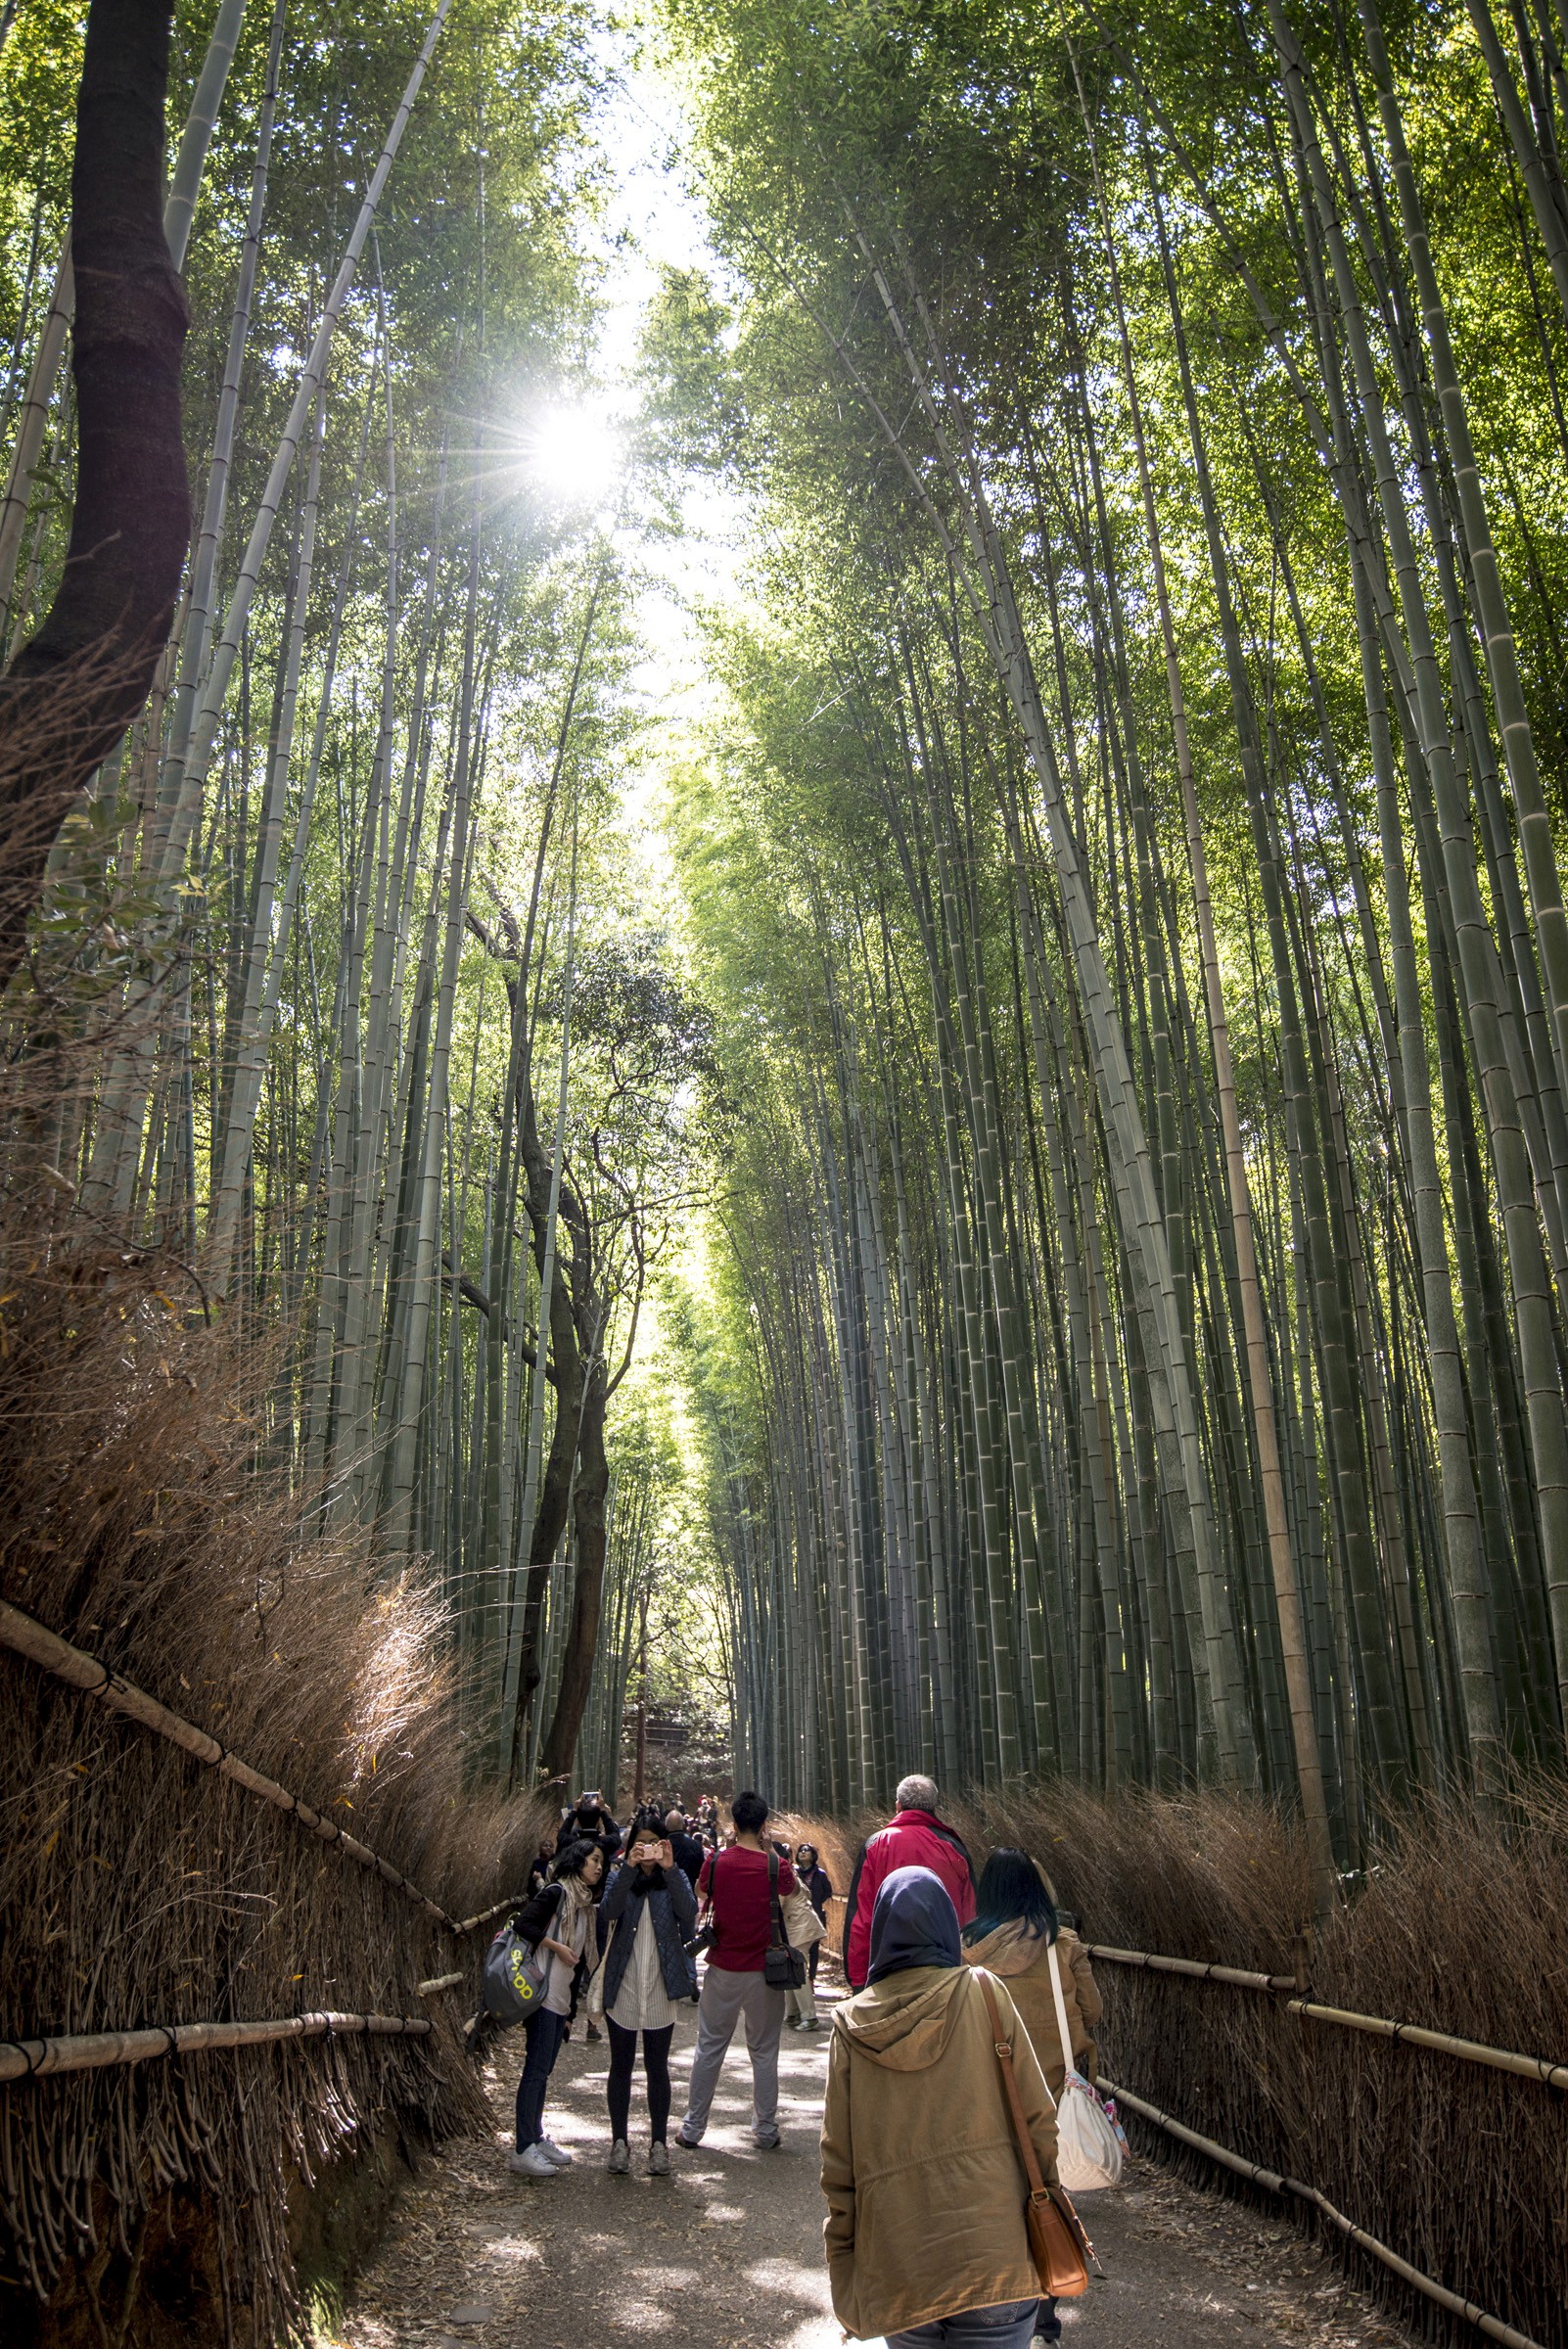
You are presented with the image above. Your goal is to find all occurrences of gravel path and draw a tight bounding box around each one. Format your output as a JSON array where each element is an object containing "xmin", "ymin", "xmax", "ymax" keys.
[{"xmin": 330, "ymin": 1984, "xmax": 1418, "ymax": 2349}]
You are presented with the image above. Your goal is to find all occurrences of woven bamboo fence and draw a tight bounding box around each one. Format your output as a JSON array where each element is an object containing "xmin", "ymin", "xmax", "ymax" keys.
[
  {"xmin": 953, "ymin": 1784, "xmax": 1568, "ymax": 2349},
  {"xmin": 0, "ymin": 1235, "xmax": 549, "ymax": 2349}
]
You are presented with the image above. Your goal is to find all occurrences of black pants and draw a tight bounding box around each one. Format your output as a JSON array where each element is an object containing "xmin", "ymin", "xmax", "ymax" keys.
[{"xmin": 606, "ymin": 2018, "xmax": 673, "ymax": 2144}]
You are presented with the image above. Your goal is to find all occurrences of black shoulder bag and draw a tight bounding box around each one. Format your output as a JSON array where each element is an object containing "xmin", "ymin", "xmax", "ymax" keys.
[{"xmin": 763, "ymin": 1852, "xmax": 807, "ymax": 1989}]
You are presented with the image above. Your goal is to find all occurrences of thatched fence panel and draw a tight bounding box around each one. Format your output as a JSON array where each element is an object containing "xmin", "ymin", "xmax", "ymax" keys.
[
  {"xmin": 0, "ymin": 1244, "xmax": 551, "ymax": 2347},
  {"xmin": 953, "ymin": 1784, "xmax": 1568, "ymax": 2349}
]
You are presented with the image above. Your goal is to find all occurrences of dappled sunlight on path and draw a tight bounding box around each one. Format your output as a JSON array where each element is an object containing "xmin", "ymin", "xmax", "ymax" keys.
[
  {"xmin": 331, "ymin": 1980, "xmax": 1419, "ymax": 2349},
  {"xmin": 332, "ymin": 1989, "xmax": 846, "ymax": 2349}
]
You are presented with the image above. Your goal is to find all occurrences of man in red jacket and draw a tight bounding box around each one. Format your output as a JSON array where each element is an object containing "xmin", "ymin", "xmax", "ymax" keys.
[{"xmin": 843, "ymin": 1774, "xmax": 977, "ymax": 1989}]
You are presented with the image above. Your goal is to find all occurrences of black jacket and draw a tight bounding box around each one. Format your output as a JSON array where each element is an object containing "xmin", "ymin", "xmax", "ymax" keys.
[
  {"xmin": 801, "ymin": 1863, "xmax": 834, "ymax": 1921},
  {"xmin": 597, "ymin": 1863, "xmax": 699, "ymax": 2009},
  {"xmin": 557, "ymin": 1806, "xmax": 620, "ymax": 1864},
  {"xmin": 668, "ymin": 1830, "xmax": 705, "ymax": 1891},
  {"xmin": 509, "ymin": 1880, "xmax": 566, "ymax": 1949}
]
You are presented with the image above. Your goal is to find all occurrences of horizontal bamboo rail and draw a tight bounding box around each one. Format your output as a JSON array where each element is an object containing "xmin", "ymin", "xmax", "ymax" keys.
[
  {"xmin": 1285, "ymin": 1998, "xmax": 1568, "ymax": 2091},
  {"xmin": 1101, "ymin": 2077, "xmax": 1544, "ymax": 2349},
  {"xmin": 452, "ymin": 1898, "xmax": 516, "ymax": 1938},
  {"xmin": 0, "ymin": 2009, "xmax": 433, "ymax": 2085},
  {"xmin": 0, "ymin": 1598, "xmax": 492, "ymax": 1933},
  {"xmin": 1084, "ymin": 1935, "xmax": 1568, "ymax": 2092},
  {"xmin": 1084, "ymin": 1941, "xmax": 1296, "ymax": 1992}
]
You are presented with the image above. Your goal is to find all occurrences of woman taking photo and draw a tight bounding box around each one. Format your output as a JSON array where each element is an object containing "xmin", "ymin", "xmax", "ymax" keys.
[
  {"xmin": 594, "ymin": 1816, "xmax": 698, "ymax": 2175},
  {"xmin": 821, "ymin": 1865, "xmax": 1058, "ymax": 2346},
  {"xmin": 961, "ymin": 1849, "xmax": 1103, "ymax": 2345},
  {"xmin": 507, "ymin": 1838, "xmax": 603, "ymax": 2180}
]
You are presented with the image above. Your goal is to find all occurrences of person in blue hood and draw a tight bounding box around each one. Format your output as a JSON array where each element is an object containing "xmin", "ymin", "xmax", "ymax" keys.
[{"xmin": 819, "ymin": 1865, "xmax": 1060, "ymax": 2346}]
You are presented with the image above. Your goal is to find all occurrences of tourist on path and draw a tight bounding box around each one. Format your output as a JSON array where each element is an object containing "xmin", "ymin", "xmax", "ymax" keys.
[
  {"xmin": 665, "ymin": 1807, "xmax": 707, "ymax": 1891},
  {"xmin": 507, "ymin": 1838, "xmax": 603, "ymax": 2178},
  {"xmin": 555, "ymin": 1789, "xmax": 620, "ymax": 1864},
  {"xmin": 593, "ymin": 1819, "xmax": 698, "ymax": 2176},
  {"xmin": 962, "ymin": 1848, "xmax": 1101, "ymax": 2345},
  {"xmin": 821, "ymin": 1865, "xmax": 1059, "ymax": 2346},
  {"xmin": 785, "ymin": 1840, "xmax": 833, "ymax": 2030},
  {"xmin": 676, "ymin": 1788, "xmax": 798, "ymax": 2150},
  {"xmin": 843, "ymin": 1774, "xmax": 977, "ymax": 1989},
  {"xmin": 961, "ymin": 1849, "xmax": 1103, "ymax": 2100}
]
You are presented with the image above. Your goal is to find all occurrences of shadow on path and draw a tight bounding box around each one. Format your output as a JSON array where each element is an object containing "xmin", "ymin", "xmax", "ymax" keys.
[{"xmin": 332, "ymin": 1984, "xmax": 1418, "ymax": 2349}]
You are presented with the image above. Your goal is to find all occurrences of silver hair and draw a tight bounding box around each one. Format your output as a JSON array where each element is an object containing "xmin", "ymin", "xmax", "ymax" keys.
[{"xmin": 896, "ymin": 1773, "xmax": 941, "ymax": 1814}]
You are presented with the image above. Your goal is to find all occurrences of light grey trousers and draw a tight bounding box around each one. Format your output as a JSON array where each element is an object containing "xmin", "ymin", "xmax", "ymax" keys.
[{"xmin": 679, "ymin": 1963, "xmax": 786, "ymax": 2142}]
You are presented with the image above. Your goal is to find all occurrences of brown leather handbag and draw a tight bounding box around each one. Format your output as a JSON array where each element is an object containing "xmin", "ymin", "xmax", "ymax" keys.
[{"xmin": 976, "ymin": 1971, "xmax": 1095, "ymax": 2298}]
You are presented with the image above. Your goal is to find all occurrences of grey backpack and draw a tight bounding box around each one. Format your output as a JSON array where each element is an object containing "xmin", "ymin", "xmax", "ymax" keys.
[{"xmin": 482, "ymin": 1920, "xmax": 549, "ymax": 2023}]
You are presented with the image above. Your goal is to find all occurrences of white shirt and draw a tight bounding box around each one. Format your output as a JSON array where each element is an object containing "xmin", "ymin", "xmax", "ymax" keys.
[{"xmin": 608, "ymin": 1892, "xmax": 676, "ymax": 2033}]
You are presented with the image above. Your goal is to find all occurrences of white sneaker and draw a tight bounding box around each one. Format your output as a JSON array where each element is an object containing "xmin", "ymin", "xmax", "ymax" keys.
[
  {"xmin": 507, "ymin": 2144, "xmax": 558, "ymax": 2180},
  {"xmin": 607, "ymin": 2139, "xmax": 630, "ymax": 2175},
  {"xmin": 537, "ymin": 2138, "xmax": 574, "ymax": 2167}
]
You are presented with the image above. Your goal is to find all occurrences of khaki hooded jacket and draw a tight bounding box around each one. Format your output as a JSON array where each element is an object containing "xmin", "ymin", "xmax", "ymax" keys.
[
  {"xmin": 819, "ymin": 1963, "xmax": 1059, "ymax": 2342},
  {"xmin": 961, "ymin": 1923, "xmax": 1104, "ymax": 2099}
]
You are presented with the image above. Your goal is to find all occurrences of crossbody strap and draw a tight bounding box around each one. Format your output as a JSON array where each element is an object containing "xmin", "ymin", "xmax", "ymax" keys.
[
  {"xmin": 1045, "ymin": 1934, "xmax": 1076, "ymax": 2078},
  {"xmin": 977, "ymin": 1970, "xmax": 1050, "ymax": 2201},
  {"xmin": 767, "ymin": 1851, "xmax": 787, "ymax": 1948}
]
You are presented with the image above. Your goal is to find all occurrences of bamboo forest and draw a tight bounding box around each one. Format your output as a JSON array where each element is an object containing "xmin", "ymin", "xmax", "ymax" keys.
[{"xmin": 3, "ymin": 1, "xmax": 1568, "ymax": 2344}]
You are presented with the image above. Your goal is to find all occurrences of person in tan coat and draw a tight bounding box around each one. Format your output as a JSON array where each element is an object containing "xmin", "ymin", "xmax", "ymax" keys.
[
  {"xmin": 820, "ymin": 1865, "xmax": 1058, "ymax": 2347},
  {"xmin": 961, "ymin": 1850, "xmax": 1104, "ymax": 2099},
  {"xmin": 961, "ymin": 1850, "xmax": 1104, "ymax": 2346}
]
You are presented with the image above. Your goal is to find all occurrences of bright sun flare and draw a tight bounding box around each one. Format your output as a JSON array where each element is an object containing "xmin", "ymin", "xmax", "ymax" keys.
[{"xmin": 523, "ymin": 404, "xmax": 623, "ymax": 505}]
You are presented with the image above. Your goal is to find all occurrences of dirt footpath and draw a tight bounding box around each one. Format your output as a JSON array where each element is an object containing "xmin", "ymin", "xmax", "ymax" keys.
[{"xmin": 328, "ymin": 1987, "xmax": 1417, "ymax": 2349}]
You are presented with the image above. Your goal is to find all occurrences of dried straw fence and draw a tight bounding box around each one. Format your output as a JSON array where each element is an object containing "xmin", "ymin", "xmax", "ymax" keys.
[
  {"xmin": 0, "ymin": 1236, "xmax": 547, "ymax": 2349},
  {"xmin": 790, "ymin": 1796, "xmax": 1566, "ymax": 2347},
  {"xmin": 952, "ymin": 1785, "xmax": 1568, "ymax": 2349}
]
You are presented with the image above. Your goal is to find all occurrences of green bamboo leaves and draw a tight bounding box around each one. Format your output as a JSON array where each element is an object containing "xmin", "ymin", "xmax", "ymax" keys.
[{"xmin": 665, "ymin": 0, "xmax": 1568, "ymax": 1847}]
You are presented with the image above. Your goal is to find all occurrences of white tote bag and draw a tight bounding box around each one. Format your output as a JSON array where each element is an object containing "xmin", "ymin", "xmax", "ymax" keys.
[{"xmin": 1046, "ymin": 1940, "xmax": 1124, "ymax": 2192}]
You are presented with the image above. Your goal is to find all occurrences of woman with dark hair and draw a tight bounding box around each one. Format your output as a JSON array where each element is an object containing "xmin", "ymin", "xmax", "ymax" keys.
[
  {"xmin": 785, "ymin": 1841, "xmax": 834, "ymax": 2031},
  {"xmin": 594, "ymin": 1816, "xmax": 698, "ymax": 2175},
  {"xmin": 961, "ymin": 1850, "xmax": 1103, "ymax": 2347},
  {"xmin": 507, "ymin": 1838, "xmax": 603, "ymax": 2180},
  {"xmin": 961, "ymin": 1850, "xmax": 1103, "ymax": 2100},
  {"xmin": 821, "ymin": 1865, "xmax": 1057, "ymax": 2346}
]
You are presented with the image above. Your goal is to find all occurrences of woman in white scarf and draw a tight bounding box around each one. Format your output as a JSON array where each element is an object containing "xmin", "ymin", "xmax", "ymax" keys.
[{"xmin": 508, "ymin": 1839, "xmax": 604, "ymax": 2179}]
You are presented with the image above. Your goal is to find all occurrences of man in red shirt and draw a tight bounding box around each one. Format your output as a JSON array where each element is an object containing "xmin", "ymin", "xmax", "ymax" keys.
[
  {"xmin": 675, "ymin": 1790, "xmax": 798, "ymax": 2151},
  {"xmin": 843, "ymin": 1774, "xmax": 977, "ymax": 1989}
]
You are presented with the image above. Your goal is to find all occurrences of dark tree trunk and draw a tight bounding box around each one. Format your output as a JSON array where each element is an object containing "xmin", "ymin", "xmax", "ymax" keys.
[
  {"xmin": 539, "ymin": 1352, "xmax": 611, "ymax": 1782},
  {"xmin": 506, "ymin": 1070, "xmax": 587, "ymax": 1778},
  {"xmin": 0, "ymin": 0, "xmax": 189, "ymax": 978}
]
